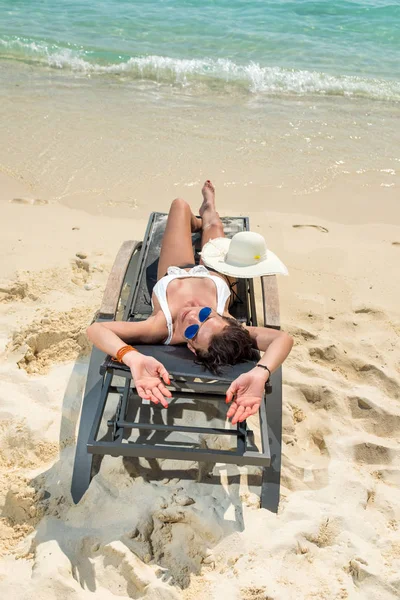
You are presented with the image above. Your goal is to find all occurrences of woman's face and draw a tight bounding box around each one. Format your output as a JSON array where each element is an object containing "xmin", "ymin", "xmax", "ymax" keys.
[{"xmin": 173, "ymin": 306, "xmax": 228, "ymax": 351}]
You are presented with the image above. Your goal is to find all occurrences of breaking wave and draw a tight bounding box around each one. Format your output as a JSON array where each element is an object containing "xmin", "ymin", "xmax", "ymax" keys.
[{"xmin": 1, "ymin": 38, "xmax": 399, "ymax": 102}]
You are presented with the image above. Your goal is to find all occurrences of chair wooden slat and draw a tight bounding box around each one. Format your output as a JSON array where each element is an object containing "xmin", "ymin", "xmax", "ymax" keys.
[
  {"xmin": 99, "ymin": 240, "xmax": 140, "ymax": 319},
  {"xmin": 261, "ymin": 275, "xmax": 280, "ymax": 329}
]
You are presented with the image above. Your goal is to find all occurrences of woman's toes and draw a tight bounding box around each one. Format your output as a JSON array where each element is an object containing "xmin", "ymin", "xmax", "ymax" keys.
[{"xmin": 203, "ymin": 180, "xmax": 215, "ymax": 193}]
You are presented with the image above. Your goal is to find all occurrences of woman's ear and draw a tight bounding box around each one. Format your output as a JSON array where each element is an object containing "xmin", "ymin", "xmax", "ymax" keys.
[{"xmin": 187, "ymin": 342, "xmax": 196, "ymax": 355}]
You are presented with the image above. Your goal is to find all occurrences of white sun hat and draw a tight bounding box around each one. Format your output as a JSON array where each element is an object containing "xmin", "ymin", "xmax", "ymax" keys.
[{"xmin": 200, "ymin": 231, "xmax": 288, "ymax": 278}]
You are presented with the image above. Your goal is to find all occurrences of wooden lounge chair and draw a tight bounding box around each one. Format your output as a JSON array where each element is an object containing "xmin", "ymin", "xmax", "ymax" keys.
[{"xmin": 71, "ymin": 213, "xmax": 282, "ymax": 511}]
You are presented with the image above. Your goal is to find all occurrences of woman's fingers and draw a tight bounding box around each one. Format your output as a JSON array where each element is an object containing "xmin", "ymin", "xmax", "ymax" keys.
[
  {"xmin": 234, "ymin": 396, "xmax": 260, "ymax": 408},
  {"xmin": 226, "ymin": 401, "xmax": 237, "ymax": 419},
  {"xmin": 236, "ymin": 401, "xmax": 262, "ymax": 422},
  {"xmin": 158, "ymin": 382, "xmax": 172, "ymax": 398},
  {"xmin": 237, "ymin": 406, "xmax": 253, "ymax": 422},
  {"xmin": 231, "ymin": 405, "xmax": 245, "ymax": 425},
  {"xmin": 136, "ymin": 375, "xmax": 171, "ymax": 408},
  {"xmin": 226, "ymin": 380, "xmax": 239, "ymax": 403},
  {"xmin": 228, "ymin": 400, "xmax": 261, "ymax": 424},
  {"xmin": 157, "ymin": 364, "xmax": 171, "ymax": 385},
  {"xmin": 136, "ymin": 385, "xmax": 150, "ymax": 400},
  {"xmin": 153, "ymin": 386, "xmax": 169, "ymax": 408},
  {"xmin": 145, "ymin": 389, "xmax": 159, "ymax": 404}
]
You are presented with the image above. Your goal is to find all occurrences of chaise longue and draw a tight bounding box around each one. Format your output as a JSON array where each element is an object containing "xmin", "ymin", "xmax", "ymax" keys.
[{"xmin": 71, "ymin": 213, "xmax": 282, "ymax": 511}]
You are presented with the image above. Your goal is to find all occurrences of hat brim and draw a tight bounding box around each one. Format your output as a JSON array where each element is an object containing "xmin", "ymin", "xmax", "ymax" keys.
[{"xmin": 201, "ymin": 237, "xmax": 289, "ymax": 279}]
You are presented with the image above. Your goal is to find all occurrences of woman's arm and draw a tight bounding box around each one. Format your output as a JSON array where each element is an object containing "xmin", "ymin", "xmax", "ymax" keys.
[
  {"xmin": 87, "ymin": 318, "xmax": 172, "ymax": 407},
  {"xmin": 226, "ymin": 326, "xmax": 294, "ymax": 424},
  {"xmin": 87, "ymin": 316, "xmax": 164, "ymax": 359},
  {"xmin": 245, "ymin": 326, "xmax": 294, "ymax": 374}
]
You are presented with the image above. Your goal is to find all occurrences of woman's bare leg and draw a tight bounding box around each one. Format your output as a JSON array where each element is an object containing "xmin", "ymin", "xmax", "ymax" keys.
[
  {"xmin": 199, "ymin": 180, "xmax": 225, "ymax": 252},
  {"xmin": 199, "ymin": 180, "xmax": 236, "ymax": 305},
  {"xmin": 157, "ymin": 198, "xmax": 202, "ymax": 280}
]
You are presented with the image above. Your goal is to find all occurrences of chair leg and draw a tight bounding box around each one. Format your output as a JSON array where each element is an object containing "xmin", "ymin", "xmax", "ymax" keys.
[
  {"xmin": 260, "ymin": 367, "xmax": 282, "ymax": 512},
  {"xmin": 71, "ymin": 347, "xmax": 106, "ymax": 504}
]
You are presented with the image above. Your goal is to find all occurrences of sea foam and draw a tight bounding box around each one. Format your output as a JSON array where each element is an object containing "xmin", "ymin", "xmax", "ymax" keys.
[{"xmin": 1, "ymin": 38, "xmax": 399, "ymax": 102}]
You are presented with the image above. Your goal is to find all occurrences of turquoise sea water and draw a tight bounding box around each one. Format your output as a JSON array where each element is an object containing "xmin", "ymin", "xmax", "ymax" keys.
[{"xmin": 0, "ymin": 0, "xmax": 399, "ymax": 101}]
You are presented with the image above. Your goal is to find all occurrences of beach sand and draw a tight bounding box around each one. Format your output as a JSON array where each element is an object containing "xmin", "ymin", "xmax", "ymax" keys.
[{"xmin": 1, "ymin": 103, "xmax": 400, "ymax": 598}]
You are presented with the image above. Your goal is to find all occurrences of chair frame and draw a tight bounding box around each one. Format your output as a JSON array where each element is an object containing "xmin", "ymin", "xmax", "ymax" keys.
[{"xmin": 71, "ymin": 213, "xmax": 282, "ymax": 511}]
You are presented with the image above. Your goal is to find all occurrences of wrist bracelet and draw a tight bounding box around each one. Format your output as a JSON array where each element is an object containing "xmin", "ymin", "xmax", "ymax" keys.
[
  {"xmin": 116, "ymin": 345, "xmax": 138, "ymax": 363},
  {"xmin": 256, "ymin": 364, "xmax": 271, "ymax": 379}
]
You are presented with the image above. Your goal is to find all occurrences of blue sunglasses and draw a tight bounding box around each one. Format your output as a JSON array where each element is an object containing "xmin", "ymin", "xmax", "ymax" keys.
[{"xmin": 184, "ymin": 306, "xmax": 212, "ymax": 341}]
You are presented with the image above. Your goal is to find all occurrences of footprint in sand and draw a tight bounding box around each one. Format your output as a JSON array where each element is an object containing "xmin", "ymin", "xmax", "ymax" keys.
[
  {"xmin": 292, "ymin": 224, "xmax": 329, "ymax": 233},
  {"xmin": 11, "ymin": 197, "xmax": 48, "ymax": 206},
  {"xmin": 353, "ymin": 305, "xmax": 383, "ymax": 317},
  {"xmin": 0, "ymin": 281, "xmax": 29, "ymax": 302},
  {"xmin": 10, "ymin": 307, "xmax": 92, "ymax": 374},
  {"xmin": 354, "ymin": 441, "xmax": 394, "ymax": 465},
  {"xmin": 348, "ymin": 396, "xmax": 400, "ymax": 438}
]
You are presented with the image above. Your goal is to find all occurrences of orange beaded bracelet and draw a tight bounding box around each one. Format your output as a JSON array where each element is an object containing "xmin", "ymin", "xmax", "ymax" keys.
[{"xmin": 115, "ymin": 345, "xmax": 138, "ymax": 363}]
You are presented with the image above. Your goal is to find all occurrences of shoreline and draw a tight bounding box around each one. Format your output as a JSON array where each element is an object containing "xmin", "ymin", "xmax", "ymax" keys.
[{"xmin": 1, "ymin": 60, "xmax": 399, "ymax": 226}]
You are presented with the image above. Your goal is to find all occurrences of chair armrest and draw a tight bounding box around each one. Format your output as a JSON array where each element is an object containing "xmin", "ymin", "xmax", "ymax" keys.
[
  {"xmin": 99, "ymin": 240, "xmax": 141, "ymax": 319},
  {"xmin": 261, "ymin": 275, "xmax": 281, "ymax": 330}
]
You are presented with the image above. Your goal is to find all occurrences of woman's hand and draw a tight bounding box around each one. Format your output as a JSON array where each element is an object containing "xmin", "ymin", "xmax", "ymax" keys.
[
  {"xmin": 225, "ymin": 368, "xmax": 268, "ymax": 424},
  {"xmin": 124, "ymin": 352, "xmax": 172, "ymax": 408}
]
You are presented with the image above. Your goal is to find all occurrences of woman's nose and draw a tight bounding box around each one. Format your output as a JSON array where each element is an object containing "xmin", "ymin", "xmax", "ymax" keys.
[{"xmin": 187, "ymin": 314, "xmax": 199, "ymax": 325}]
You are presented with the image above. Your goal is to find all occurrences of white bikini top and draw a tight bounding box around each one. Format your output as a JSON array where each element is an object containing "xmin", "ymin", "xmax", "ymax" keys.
[{"xmin": 152, "ymin": 265, "xmax": 231, "ymax": 345}]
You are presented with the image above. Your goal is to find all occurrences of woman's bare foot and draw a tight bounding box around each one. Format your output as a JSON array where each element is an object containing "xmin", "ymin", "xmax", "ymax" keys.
[
  {"xmin": 199, "ymin": 180, "xmax": 224, "ymax": 244},
  {"xmin": 199, "ymin": 180, "xmax": 215, "ymax": 217}
]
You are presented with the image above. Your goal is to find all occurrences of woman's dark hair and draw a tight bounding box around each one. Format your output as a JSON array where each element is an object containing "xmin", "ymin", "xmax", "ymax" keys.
[{"xmin": 195, "ymin": 317, "xmax": 260, "ymax": 374}]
